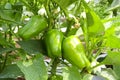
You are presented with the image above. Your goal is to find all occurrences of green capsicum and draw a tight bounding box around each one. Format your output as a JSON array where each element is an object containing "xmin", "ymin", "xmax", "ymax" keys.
[
  {"xmin": 44, "ymin": 29, "xmax": 63, "ymax": 58},
  {"xmin": 19, "ymin": 15, "xmax": 47, "ymax": 40},
  {"xmin": 62, "ymin": 35, "xmax": 90, "ymax": 69}
]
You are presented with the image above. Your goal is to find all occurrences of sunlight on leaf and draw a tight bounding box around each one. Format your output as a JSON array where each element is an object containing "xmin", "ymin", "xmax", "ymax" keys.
[
  {"xmin": 105, "ymin": 25, "xmax": 120, "ymax": 48},
  {"xmin": 102, "ymin": 51, "xmax": 120, "ymax": 65},
  {"xmin": 82, "ymin": 0, "xmax": 105, "ymax": 37},
  {"xmin": 99, "ymin": 68, "xmax": 118, "ymax": 80},
  {"xmin": 17, "ymin": 54, "xmax": 48, "ymax": 80},
  {"xmin": 62, "ymin": 66, "xmax": 81, "ymax": 80}
]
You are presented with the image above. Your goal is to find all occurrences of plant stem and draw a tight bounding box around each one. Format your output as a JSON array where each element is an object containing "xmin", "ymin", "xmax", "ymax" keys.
[
  {"xmin": 82, "ymin": 0, "xmax": 93, "ymax": 60},
  {"xmin": 65, "ymin": 20, "xmax": 74, "ymax": 36},
  {"xmin": 50, "ymin": 58, "xmax": 60, "ymax": 75},
  {"xmin": 83, "ymin": 11, "xmax": 89, "ymax": 57},
  {"xmin": 2, "ymin": 24, "xmax": 13, "ymax": 70},
  {"xmin": 91, "ymin": 63, "xmax": 104, "ymax": 70},
  {"xmin": 9, "ymin": 25, "xmax": 12, "ymax": 43},
  {"xmin": 47, "ymin": 59, "xmax": 54, "ymax": 71},
  {"xmin": 45, "ymin": 0, "xmax": 51, "ymax": 18},
  {"xmin": 94, "ymin": 49, "xmax": 102, "ymax": 59},
  {"xmin": 2, "ymin": 53, "xmax": 8, "ymax": 70},
  {"xmin": 0, "ymin": 18, "xmax": 23, "ymax": 25},
  {"xmin": 44, "ymin": 0, "xmax": 53, "ymax": 29}
]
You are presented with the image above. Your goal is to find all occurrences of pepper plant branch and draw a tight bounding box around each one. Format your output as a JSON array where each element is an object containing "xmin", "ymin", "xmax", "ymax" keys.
[
  {"xmin": 50, "ymin": 58, "xmax": 60, "ymax": 75},
  {"xmin": 9, "ymin": 25, "xmax": 12, "ymax": 43},
  {"xmin": 47, "ymin": 59, "xmax": 54, "ymax": 71},
  {"xmin": 0, "ymin": 18, "xmax": 23, "ymax": 25},
  {"xmin": 81, "ymin": 0, "xmax": 92, "ymax": 60},
  {"xmin": 44, "ymin": 0, "xmax": 53, "ymax": 29},
  {"xmin": 2, "ymin": 53, "xmax": 8, "ymax": 70},
  {"xmin": 83, "ymin": 12, "xmax": 89, "ymax": 58},
  {"xmin": 52, "ymin": 1, "xmax": 72, "ymax": 34},
  {"xmin": 91, "ymin": 63, "xmax": 104, "ymax": 70}
]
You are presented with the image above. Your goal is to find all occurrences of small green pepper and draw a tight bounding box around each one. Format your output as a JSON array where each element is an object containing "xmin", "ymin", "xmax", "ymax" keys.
[
  {"xmin": 44, "ymin": 29, "xmax": 63, "ymax": 58},
  {"xmin": 62, "ymin": 35, "xmax": 90, "ymax": 69},
  {"xmin": 19, "ymin": 15, "xmax": 47, "ymax": 40}
]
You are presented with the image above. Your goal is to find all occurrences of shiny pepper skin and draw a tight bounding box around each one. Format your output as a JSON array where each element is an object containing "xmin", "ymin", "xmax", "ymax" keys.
[
  {"xmin": 62, "ymin": 35, "xmax": 90, "ymax": 69},
  {"xmin": 44, "ymin": 29, "xmax": 64, "ymax": 58},
  {"xmin": 19, "ymin": 15, "xmax": 47, "ymax": 40}
]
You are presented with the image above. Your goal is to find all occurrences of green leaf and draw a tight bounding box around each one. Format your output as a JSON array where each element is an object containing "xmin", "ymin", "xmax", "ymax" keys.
[
  {"xmin": 54, "ymin": 0, "xmax": 78, "ymax": 9},
  {"xmin": 12, "ymin": 2, "xmax": 23, "ymax": 22},
  {"xmin": 92, "ymin": 75, "xmax": 107, "ymax": 80},
  {"xmin": 113, "ymin": 64, "xmax": 120, "ymax": 79},
  {"xmin": 82, "ymin": 74, "xmax": 93, "ymax": 80},
  {"xmin": 0, "ymin": 78, "xmax": 16, "ymax": 80},
  {"xmin": 105, "ymin": 25, "xmax": 120, "ymax": 48},
  {"xmin": 0, "ymin": 9, "xmax": 14, "ymax": 21},
  {"xmin": 102, "ymin": 16, "xmax": 120, "ymax": 23},
  {"xmin": 0, "ymin": 33, "xmax": 9, "ymax": 47},
  {"xmin": 0, "ymin": 3, "xmax": 22, "ymax": 25},
  {"xmin": 17, "ymin": 40, "xmax": 45, "ymax": 54},
  {"xmin": 107, "ymin": 0, "xmax": 120, "ymax": 11},
  {"xmin": 82, "ymin": 74, "xmax": 107, "ymax": 80},
  {"xmin": 62, "ymin": 66, "xmax": 81, "ymax": 80},
  {"xmin": 86, "ymin": 11, "xmax": 104, "ymax": 36},
  {"xmin": 98, "ymin": 68, "xmax": 119, "ymax": 80},
  {"xmin": 102, "ymin": 51, "xmax": 120, "ymax": 65},
  {"xmin": 17, "ymin": 54, "xmax": 48, "ymax": 80},
  {"xmin": 105, "ymin": 36, "xmax": 120, "ymax": 48},
  {"xmin": 0, "ymin": 47, "xmax": 16, "ymax": 55},
  {"xmin": 71, "ymin": 0, "xmax": 81, "ymax": 16},
  {"xmin": 82, "ymin": 0, "xmax": 105, "ymax": 37},
  {"xmin": 0, "ymin": 64, "xmax": 23, "ymax": 79},
  {"xmin": 67, "ymin": 28, "xmax": 78, "ymax": 36}
]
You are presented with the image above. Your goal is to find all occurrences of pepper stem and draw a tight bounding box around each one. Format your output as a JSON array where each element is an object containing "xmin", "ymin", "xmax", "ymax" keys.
[{"xmin": 50, "ymin": 58, "xmax": 60, "ymax": 75}]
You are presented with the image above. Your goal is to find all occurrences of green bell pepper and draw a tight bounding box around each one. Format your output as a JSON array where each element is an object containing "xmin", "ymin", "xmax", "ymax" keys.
[
  {"xmin": 44, "ymin": 29, "xmax": 63, "ymax": 58},
  {"xmin": 62, "ymin": 35, "xmax": 90, "ymax": 69},
  {"xmin": 19, "ymin": 15, "xmax": 47, "ymax": 40}
]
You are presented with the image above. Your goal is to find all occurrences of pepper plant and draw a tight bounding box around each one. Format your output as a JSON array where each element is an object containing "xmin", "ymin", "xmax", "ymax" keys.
[{"xmin": 0, "ymin": 0, "xmax": 120, "ymax": 80}]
